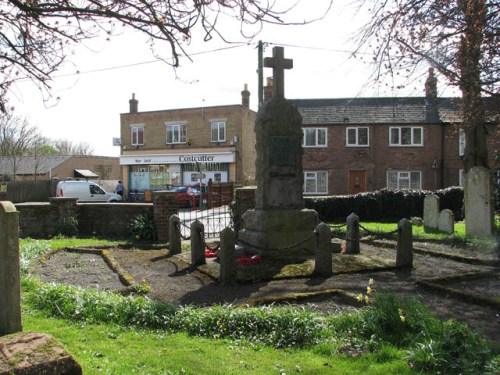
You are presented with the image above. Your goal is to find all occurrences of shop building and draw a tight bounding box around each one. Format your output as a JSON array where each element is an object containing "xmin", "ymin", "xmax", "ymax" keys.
[{"xmin": 119, "ymin": 86, "xmax": 256, "ymax": 193}]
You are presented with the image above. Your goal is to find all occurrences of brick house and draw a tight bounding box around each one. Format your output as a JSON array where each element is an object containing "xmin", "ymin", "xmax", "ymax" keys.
[
  {"xmin": 119, "ymin": 86, "xmax": 256, "ymax": 193},
  {"xmin": 289, "ymin": 74, "xmax": 499, "ymax": 196}
]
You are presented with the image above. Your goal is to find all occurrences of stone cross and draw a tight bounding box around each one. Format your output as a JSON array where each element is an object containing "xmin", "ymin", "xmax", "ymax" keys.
[{"xmin": 264, "ymin": 46, "xmax": 293, "ymax": 98}]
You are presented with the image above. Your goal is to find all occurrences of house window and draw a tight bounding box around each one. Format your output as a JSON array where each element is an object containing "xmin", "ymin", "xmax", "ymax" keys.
[
  {"xmin": 211, "ymin": 120, "xmax": 226, "ymax": 143},
  {"xmin": 389, "ymin": 127, "xmax": 423, "ymax": 146},
  {"xmin": 304, "ymin": 171, "xmax": 328, "ymax": 194},
  {"xmin": 387, "ymin": 171, "xmax": 421, "ymax": 189},
  {"xmin": 346, "ymin": 127, "xmax": 369, "ymax": 146},
  {"xmin": 459, "ymin": 130, "xmax": 466, "ymax": 156},
  {"xmin": 166, "ymin": 123, "xmax": 187, "ymax": 144},
  {"xmin": 302, "ymin": 128, "xmax": 327, "ymax": 147},
  {"xmin": 131, "ymin": 125, "xmax": 144, "ymax": 146}
]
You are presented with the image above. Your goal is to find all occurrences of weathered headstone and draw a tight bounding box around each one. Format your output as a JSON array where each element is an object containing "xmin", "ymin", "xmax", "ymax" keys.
[
  {"xmin": 219, "ymin": 227, "xmax": 237, "ymax": 286},
  {"xmin": 423, "ymin": 194, "xmax": 440, "ymax": 229},
  {"xmin": 314, "ymin": 222, "xmax": 332, "ymax": 276},
  {"xmin": 168, "ymin": 214, "xmax": 181, "ymax": 256},
  {"xmin": 190, "ymin": 220, "xmax": 205, "ymax": 267},
  {"xmin": 438, "ymin": 209, "xmax": 455, "ymax": 234},
  {"xmin": 345, "ymin": 213, "xmax": 360, "ymax": 254},
  {"xmin": 0, "ymin": 201, "xmax": 22, "ymax": 336},
  {"xmin": 464, "ymin": 166, "xmax": 495, "ymax": 236},
  {"xmin": 238, "ymin": 46, "xmax": 319, "ymax": 257},
  {"xmin": 396, "ymin": 218, "xmax": 413, "ymax": 268}
]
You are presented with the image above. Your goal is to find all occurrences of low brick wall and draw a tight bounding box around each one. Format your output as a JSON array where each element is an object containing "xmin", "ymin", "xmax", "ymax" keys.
[{"xmin": 15, "ymin": 200, "xmax": 155, "ymax": 239}]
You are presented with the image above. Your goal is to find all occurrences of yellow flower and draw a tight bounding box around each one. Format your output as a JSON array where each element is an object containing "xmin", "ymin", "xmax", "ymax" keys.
[
  {"xmin": 400, "ymin": 315, "xmax": 406, "ymax": 322},
  {"xmin": 356, "ymin": 293, "xmax": 364, "ymax": 302},
  {"xmin": 364, "ymin": 295, "xmax": 370, "ymax": 304},
  {"xmin": 368, "ymin": 278, "xmax": 375, "ymax": 285},
  {"xmin": 366, "ymin": 286, "xmax": 373, "ymax": 294}
]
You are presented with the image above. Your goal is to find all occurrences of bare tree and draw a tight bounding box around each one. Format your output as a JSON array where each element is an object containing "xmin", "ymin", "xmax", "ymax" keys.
[
  {"xmin": 50, "ymin": 139, "xmax": 94, "ymax": 156},
  {"xmin": 0, "ymin": 0, "xmax": 332, "ymax": 112},
  {"xmin": 353, "ymin": 0, "xmax": 499, "ymax": 234},
  {"xmin": 353, "ymin": 0, "xmax": 499, "ymax": 171},
  {"xmin": 0, "ymin": 114, "xmax": 44, "ymax": 179}
]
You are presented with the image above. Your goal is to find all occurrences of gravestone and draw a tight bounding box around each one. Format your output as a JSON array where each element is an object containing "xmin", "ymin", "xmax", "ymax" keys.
[
  {"xmin": 0, "ymin": 201, "xmax": 22, "ymax": 336},
  {"xmin": 464, "ymin": 166, "xmax": 494, "ymax": 236},
  {"xmin": 396, "ymin": 218, "xmax": 413, "ymax": 268},
  {"xmin": 423, "ymin": 194, "xmax": 439, "ymax": 229},
  {"xmin": 238, "ymin": 46, "xmax": 319, "ymax": 257},
  {"xmin": 438, "ymin": 209, "xmax": 454, "ymax": 234}
]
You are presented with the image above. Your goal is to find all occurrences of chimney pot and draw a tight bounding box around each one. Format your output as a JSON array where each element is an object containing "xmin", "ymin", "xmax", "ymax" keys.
[{"xmin": 129, "ymin": 93, "xmax": 139, "ymax": 113}]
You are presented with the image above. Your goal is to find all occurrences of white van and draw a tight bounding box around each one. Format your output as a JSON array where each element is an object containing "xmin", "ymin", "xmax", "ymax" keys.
[{"xmin": 56, "ymin": 181, "xmax": 122, "ymax": 202}]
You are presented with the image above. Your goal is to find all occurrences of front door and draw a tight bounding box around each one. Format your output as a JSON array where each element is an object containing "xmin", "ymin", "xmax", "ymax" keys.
[{"xmin": 348, "ymin": 170, "xmax": 366, "ymax": 195}]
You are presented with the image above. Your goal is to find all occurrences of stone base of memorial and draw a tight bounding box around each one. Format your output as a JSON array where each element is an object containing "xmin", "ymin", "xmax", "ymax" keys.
[{"xmin": 238, "ymin": 208, "xmax": 319, "ymax": 258}]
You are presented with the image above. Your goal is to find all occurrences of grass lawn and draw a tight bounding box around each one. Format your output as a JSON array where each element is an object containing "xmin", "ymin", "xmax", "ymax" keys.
[{"xmin": 23, "ymin": 313, "xmax": 411, "ymax": 375}]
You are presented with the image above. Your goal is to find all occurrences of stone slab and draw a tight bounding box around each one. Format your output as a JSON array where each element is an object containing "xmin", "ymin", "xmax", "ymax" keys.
[{"xmin": 0, "ymin": 332, "xmax": 82, "ymax": 375}]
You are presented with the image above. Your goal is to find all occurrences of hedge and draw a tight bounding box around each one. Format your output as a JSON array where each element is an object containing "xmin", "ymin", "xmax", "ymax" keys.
[{"xmin": 304, "ymin": 187, "xmax": 464, "ymax": 223}]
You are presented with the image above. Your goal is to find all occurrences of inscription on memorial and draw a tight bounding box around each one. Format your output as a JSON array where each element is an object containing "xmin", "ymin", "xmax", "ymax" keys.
[{"xmin": 270, "ymin": 136, "xmax": 296, "ymax": 167}]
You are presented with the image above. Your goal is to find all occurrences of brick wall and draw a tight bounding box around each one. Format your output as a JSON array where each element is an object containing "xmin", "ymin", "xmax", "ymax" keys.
[{"xmin": 15, "ymin": 200, "xmax": 154, "ymax": 239}]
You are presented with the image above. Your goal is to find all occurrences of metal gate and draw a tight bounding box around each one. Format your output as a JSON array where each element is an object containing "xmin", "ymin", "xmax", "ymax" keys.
[{"xmin": 178, "ymin": 204, "xmax": 232, "ymax": 239}]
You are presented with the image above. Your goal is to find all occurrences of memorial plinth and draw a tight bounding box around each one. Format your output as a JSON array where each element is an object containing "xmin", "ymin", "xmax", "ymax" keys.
[{"xmin": 238, "ymin": 92, "xmax": 319, "ymax": 258}]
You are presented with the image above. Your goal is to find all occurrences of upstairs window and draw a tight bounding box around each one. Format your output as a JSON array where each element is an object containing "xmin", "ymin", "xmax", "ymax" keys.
[
  {"xmin": 131, "ymin": 125, "xmax": 144, "ymax": 146},
  {"xmin": 387, "ymin": 171, "xmax": 421, "ymax": 189},
  {"xmin": 211, "ymin": 120, "xmax": 226, "ymax": 143},
  {"xmin": 302, "ymin": 128, "xmax": 327, "ymax": 147},
  {"xmin": 346, "ymin": 127, "xmax": 369, "ymax": 146},
  {"xmin": 166, "ymin": 122, "xmax": 187, "ymax": 144},
  {"xmin": 389, "ymin": 126, "xmax": 423, "ymax": 146}
]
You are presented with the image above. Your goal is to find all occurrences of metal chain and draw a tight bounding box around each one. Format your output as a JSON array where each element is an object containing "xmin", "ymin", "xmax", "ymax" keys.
[
  {"xmin": 359, "ymin": 224, "xmax": 398, "ymax": 240},
  {"xmin": 199, "ymin": 226, "xmax": 220, "ymax": 251},
  {"xmin": 175, "ymin": 221, "xmax": 191, "ymax": 241},
  {"xmin": 237, "ymin": 231, "xmax": 317, "ymax": 252}
]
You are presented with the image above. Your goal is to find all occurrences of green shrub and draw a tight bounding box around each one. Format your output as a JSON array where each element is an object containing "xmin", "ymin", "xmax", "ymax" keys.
[
  {"xmin": 20, "ymin": 239, "xmax": 52, "ymax": 274},
  {"xmin": 128, "ymin": 213, "xmax": 156, "ymax": 242},
  {"xmin": 359, "ymin": 291, "xmax": 440, "ymax": 348},
  {"xmin": 407, "ymin": 320, "xmax": 491, "ymax": 374},
  {"xmin": 57, "ymin": 215, "xmax": 78, "ymax": 237}
]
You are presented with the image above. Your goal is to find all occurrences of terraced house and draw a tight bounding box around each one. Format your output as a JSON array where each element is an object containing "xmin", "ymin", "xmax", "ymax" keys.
[{"xmin": 290, "ymin": 71, "xmax": 499, "ymax": 196}]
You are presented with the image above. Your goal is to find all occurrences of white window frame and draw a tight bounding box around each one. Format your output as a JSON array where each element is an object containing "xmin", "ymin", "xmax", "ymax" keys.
[
  {"xmin": 210, "ymin": 120, "xmax": 226, "ymax": 143},
  {"xmin": 389, "ymin": 126, "xmax": 423, "ymax": 146},
  {"xmin": 166, "ymin": 122, "xmax": 187, "ymax": 144},
  {"xmin": 387, "ymin": 171, "xmax": 422, "ymax": 190},
  {"xmin": 458, "ymin": 129, "xmax": 466, "ymax": 156},
  {"xmin": 302, "ymin": 128, "xmax": 327, "ymax": 148},
  {"xmin": 459, "ymin": 169, "xmax": 465, "ymax": 187},
  {"xmin": 303, "ymin": 171, "xmax": 328, "ymax": 194},
  {"xmin": 346, "ymin": 127, "xmax": 369, "ymax": 147},
  {"xmin": 130, "ymin": 124, "xmax": 144, "ymax": 146}
]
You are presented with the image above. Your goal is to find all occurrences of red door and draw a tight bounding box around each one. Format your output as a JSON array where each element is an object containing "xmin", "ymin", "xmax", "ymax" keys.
[{"xmin": 348, "ymin": 171, "xmax": 366, "ymax": 195}]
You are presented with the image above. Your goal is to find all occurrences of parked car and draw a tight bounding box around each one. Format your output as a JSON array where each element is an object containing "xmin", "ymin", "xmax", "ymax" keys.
[
  {"xmin": 171, "ymin": 186, "xmax": 205, "ymax": 207},
  {"xmin": 56, "ymin": 181, "xmax": 122, "ymax": 202}
]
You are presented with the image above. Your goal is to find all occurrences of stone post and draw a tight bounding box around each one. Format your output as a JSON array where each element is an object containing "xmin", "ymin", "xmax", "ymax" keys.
[
  {"xmin": 345, "ymin": 213, "xmax": 360, "ymax": 254},
  {"xmin": 396, "ymin": 218, "xmax": 413, "ymax": 268},
  {"xmin": 168, "ymin": 214, "xmax": 181, "ymax": 256},
  {"xmin": 190, "ymin": 220, "xmax": 205, "ymax": 267},
  {"xmin": 314, "ymin": 222, "xmax": 332, "ymax": 276},
  {"xmin": 423, "ymin": 194, "xmax": 440, "ymax": 229},
  {"xmin": 153, "ymin": 191, "xmax": 178, "ymax": 243},
  {"xmin": 0, "ymin": 201, "xmax": 22, "ymax": 335},
  {"xmin": 219, "ymin": 227, "xmax": 237, "ymax": 286}
]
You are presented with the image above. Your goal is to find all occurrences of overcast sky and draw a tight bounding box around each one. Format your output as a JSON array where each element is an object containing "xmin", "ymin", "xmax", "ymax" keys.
[{"xmin": 8, "ymin": 1, "xmax": 458, "ymax": 157}]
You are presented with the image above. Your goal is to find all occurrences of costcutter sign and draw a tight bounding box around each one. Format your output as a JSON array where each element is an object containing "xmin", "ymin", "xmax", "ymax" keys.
[{"xmin": 120, "ymin": 152, "xmax": 235, "ymax": 165}]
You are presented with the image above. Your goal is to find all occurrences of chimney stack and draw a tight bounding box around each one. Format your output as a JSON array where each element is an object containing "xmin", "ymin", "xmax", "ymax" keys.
[
  {"xmin": 264, "ymin": 77, "xmax": 273, "ymax": 102},
  {"xmin": 129, "ymin": 93, "xmax": 138, "ymax": 114},
  {"xmin": 424, "ymin": 68, "xmax": 439, "ymax": 122},
  {"xmin": 241, "ymin": 83, "xmax": 250, "ymax": 108}
]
